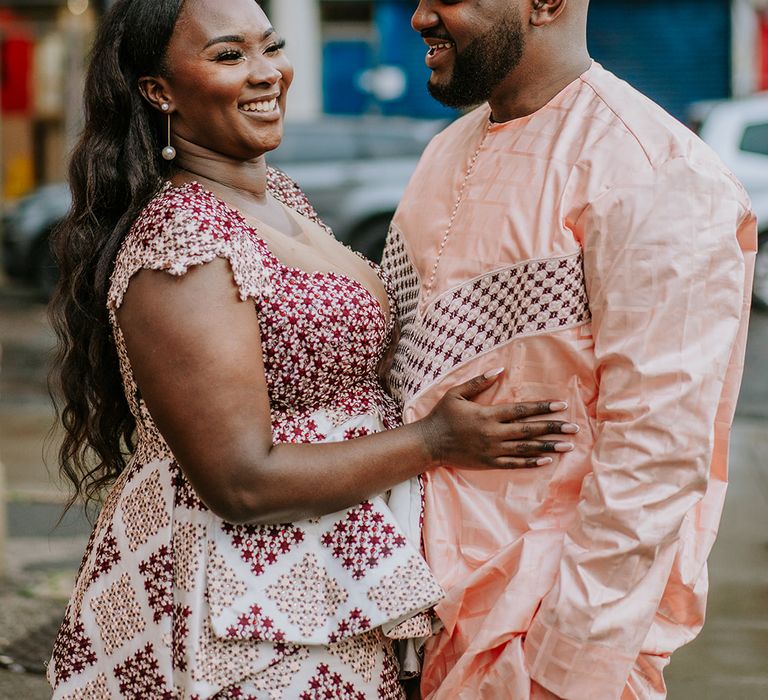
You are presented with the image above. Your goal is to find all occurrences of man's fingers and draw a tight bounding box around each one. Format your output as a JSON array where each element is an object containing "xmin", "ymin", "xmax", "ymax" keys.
[{"xmin": 453, "ymin": 367, "xmax": 505, "ymax": 400}]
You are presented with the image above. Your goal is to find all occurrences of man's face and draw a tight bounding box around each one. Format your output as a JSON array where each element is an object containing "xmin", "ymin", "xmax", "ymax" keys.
[{"xmin": 412, "ymin": 0, "xmax": 527, "ymax": 108}]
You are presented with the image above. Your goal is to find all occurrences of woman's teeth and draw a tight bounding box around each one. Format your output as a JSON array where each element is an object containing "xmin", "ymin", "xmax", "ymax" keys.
[
  {"xmin": 241, "ymin": 98, "xmax": 278, "ymax": 113},
  {"xmin": 428, "ymin": 42, "xmax": 454, "ymax": 56}
]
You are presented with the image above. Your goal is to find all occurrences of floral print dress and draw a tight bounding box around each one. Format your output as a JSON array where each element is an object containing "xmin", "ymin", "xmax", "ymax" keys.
[{"xmin": 47, "ymin": 170, "xmax": 443, "ymax": 700}]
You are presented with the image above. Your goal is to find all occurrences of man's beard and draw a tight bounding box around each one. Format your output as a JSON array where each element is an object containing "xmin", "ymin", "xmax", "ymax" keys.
[{"xmin": 428, "ymin": 12, "xmax": 525, "ymax": 108}]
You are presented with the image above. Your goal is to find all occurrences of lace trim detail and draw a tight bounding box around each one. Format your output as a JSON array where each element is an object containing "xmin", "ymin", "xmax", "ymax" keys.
[
  {"xmin": 107, "ymin": 182, "xmax": 273, "ymax": 311},
  {"xmin": 380, "ymin": 224, "xmax": 420, "ymax": 343}
]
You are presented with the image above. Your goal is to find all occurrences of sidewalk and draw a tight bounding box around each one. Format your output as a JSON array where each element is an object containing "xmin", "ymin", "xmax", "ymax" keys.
[
  {"xmin": 0, "ymin": 400, "xmax": 89, "ymax": 697},
  {"xmin": 0, "ymin": 284, "xmax": 79, "ymax": 697},
  {"xmin": 666, "ymin": 418, "xmax": 768, "ymax": 699}
]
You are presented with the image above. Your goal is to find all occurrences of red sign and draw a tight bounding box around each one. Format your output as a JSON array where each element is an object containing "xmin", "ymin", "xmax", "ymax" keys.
[
  {"xmin": 1, "ymin": 35, "xmax": 33, "ymax": 114},
  {"xmin": 0, "ymin": 9, "xmax": 33, "ymax": 114}
]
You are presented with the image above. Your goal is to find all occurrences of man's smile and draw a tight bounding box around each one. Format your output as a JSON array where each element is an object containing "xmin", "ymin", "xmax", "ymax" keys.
[{"xmin": 423, "ymin": 37, "xmax": 456, "ymax": 69}]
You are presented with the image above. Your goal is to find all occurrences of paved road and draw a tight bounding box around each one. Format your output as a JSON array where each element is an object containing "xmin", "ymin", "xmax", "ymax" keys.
[{"xmin": 0, "ymin": 281, "xmax": 766, "ymax": 697}]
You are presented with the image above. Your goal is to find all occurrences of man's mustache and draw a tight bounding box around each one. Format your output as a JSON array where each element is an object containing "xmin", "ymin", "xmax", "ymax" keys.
[{"xmin": 420, "ymin": 29, "xmax": 454, "ymax": 43}]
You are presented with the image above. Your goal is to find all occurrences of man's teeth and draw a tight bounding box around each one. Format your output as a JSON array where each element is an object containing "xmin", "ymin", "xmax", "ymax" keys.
[
  {"xmin": 241, "ymin": 98, "xmax": 278, "ymax": 113},
  {"xmin": 428, "ymin": 42, "xmax": 454, "ymax": 56}
]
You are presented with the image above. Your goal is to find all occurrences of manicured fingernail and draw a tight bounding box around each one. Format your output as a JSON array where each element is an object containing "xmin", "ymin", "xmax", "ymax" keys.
[
  {"xmin": 536, "ymin": 457, "xmax": 554, "ymax": 466},
  {"xmin": 562, "ymin": 423, "xmax": 580, "ymax": 434},
  {"xmin": 549, "ymin": 401, "xmax": 568, "ymax": 411},
  {"xmin": 484, "ymin": 367, "xmax": 505, "ymax": 379},
  {"xmin": 555, "ymin": 442, "xmax": 575, "ymax": 452}
]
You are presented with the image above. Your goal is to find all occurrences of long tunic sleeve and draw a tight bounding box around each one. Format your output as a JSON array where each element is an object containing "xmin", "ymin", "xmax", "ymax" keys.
[{"xmin": 525, "ymin": 158, "xmax": 755, "ymax": 699}]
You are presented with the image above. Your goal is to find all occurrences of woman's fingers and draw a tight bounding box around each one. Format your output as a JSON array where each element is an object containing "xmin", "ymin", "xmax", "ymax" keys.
[
  {"xmin": 451, "ymin": 367, "xmax": 506, "ymax": 400},
  {"xmin": 492, "ymin": 456, "xmax": 555, "ymax": 469},
  {"xmin": 425, "ymin": 379, "xmax": 579, "ymax": 471},
  {"xmin": 499, "ymin": 440, "xmax": 575, "ymax": 456},
  {"xmin": 492, "ymin": 401, "xmax": 568, "ymax": 422},
  {"xmin": 492, "ymin": 419, "xmax": 579, "ymax": 439}
]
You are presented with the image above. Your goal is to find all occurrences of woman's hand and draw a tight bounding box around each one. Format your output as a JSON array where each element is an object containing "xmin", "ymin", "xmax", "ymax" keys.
[
  {"xmin": 419, "ymin": 368, "xmax": 577, "ymax": 470},
  {"xmin": 120, "ymin": 261, "xmax": 577, "ymax": 523}
]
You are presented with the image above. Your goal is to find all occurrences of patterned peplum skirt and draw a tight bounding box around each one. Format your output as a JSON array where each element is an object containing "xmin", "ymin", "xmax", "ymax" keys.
[{"xmin": 47, "ymin": 408, "xmax": 443, "ymax": 699}]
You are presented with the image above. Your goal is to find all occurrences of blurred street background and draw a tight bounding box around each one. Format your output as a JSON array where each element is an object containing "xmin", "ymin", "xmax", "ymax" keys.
[{"xmin": 1, "ymin": 0, "xmax": 768, "ymax": 698}]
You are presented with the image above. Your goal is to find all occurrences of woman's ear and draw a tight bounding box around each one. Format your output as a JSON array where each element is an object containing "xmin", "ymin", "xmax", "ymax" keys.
[{"xmin": 138, "ymin": 76, "xmax": 174, "ymax": 112}]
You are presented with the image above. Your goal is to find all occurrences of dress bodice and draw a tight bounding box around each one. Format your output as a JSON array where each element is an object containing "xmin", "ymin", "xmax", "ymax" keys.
[{"xmin": 107, "ymin": 172, "xmax": 401, "ymax": 456}]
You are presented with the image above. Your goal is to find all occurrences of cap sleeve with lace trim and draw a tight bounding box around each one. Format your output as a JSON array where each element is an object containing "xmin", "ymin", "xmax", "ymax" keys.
[{"xmin": 107, "ymin": 180, "xmax": 273, "ymax": 312}]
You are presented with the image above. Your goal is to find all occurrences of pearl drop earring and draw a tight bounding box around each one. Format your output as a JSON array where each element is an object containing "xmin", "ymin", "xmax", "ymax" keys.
[{"xmin": 160, "ymin": 103, "xmax": 176, "ymax": 161}]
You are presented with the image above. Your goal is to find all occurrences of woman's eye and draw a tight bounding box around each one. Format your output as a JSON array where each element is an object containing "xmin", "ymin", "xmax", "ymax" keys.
[
  {"xmin": 266, "ymin": 39, "xmax": 286, "ymax": 54},
  {"xmin": 215, "ymin": 49, "xmax": 244, "ymax": 62}
]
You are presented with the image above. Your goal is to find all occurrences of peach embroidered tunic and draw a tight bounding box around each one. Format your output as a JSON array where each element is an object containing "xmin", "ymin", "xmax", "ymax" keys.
[{"xmin": 382, "ymin": 62, "xmax": 755, "ymax": 700}]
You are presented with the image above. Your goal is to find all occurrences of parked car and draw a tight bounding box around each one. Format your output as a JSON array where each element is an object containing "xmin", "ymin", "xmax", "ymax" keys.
[
  {"xmin": 689, "ymin": 93, "xmax": 768, "ymax": 308},
  {"xmin": 1, "ymin": 181, "xmax": 69, "ymax": 298},
  {"xmin": 1, "ymin": 116, "xmax": 446, "ymax": 298},
  {"xmin": 269, "ymin": 116, "xmax": 445, "ymax": 261}
]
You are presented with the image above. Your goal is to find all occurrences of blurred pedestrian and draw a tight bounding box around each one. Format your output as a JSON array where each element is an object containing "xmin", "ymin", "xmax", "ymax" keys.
[
  {"xmin": 44, "ymin": 1, "xmax": 575, "ymax": 698},
  {"xmin": 383, "ymin": 1, "xmax": 756, "ymax": 698}
]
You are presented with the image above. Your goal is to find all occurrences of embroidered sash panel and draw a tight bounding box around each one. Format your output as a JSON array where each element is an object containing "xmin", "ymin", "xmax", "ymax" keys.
[{"xmin": 382, "ymin": 225, "xmax": 592, "ymax": 408}]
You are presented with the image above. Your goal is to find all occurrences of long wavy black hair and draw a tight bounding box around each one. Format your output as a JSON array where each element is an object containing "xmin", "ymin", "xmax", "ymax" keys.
[{"xmin": 49, "ymin": 0, "xmax": 186, "ymax": 510}]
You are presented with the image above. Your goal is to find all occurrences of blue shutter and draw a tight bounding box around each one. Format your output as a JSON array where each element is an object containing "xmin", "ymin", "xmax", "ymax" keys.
[
  {"xmin": 588, "ymin": 0, "xmax": 731, "ymax": 121},
  {"xmin": 373, "ymin": 0, "xmax": 457, "ymax": 118},
  {"xmin": 323, "ymin": 40, "xmax": 373, "ymax": 115}
]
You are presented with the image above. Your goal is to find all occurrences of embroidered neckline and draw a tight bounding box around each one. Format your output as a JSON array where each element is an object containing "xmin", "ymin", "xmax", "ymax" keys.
[
  {"xmin": 422, "ymin": 119, "xmax": 491, "ymax": 303},
  {"xmin": 158, "ymin": 179, "xmax": 393, "ymax": 329}
]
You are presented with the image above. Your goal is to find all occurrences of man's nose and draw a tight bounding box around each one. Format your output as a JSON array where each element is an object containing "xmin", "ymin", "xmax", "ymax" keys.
[{"xmin": 412, "ymin": 0, "xmax": 439, "ymax": 33}]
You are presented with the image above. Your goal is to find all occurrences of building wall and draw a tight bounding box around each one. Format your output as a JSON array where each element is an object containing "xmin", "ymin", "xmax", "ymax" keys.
[
  {"xmin": 759, "ymin": 11, "xmax": 768, "ymax": 89},
  {"xmin": 373, "ymin": 1, "xmax": 455, "ymax": 118},
  {"xmin": 323, "ymin": 0, "xmax": 743, "ymax": 122},
  {"xmin": 319, "ymin": 0, "xmax": 454, "ymax": 118},
  {"xmin": 1, "ymin": 3, "xmax": 94, "ymax": 200},
  {"xmin": 269, "ymin": 0, "xmax": 323, "ymax": 122},
  {"xmin": 2, "ymin": 0, "xmax": 766, "ymax": 201}
]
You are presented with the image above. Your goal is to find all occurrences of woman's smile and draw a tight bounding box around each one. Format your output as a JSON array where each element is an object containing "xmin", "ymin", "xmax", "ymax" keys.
[{"xmin": 238, "ymin": 93, "xmax": 281, "ymax": 119}]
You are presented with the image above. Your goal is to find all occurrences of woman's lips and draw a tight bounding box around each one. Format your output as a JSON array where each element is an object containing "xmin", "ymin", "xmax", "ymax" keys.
[{"xmin": 238, "ymin": 96, "xmax": 282, "ymax": 121}]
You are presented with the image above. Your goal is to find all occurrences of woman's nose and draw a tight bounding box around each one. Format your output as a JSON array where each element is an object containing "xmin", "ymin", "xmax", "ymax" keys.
[{"xmin": 248, "ymin": 60, "xmax": 281, "ymax": 87}]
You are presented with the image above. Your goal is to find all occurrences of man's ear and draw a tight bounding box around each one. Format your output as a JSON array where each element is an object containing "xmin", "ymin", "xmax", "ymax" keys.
[
  {"xmin": 530, "ymin": 0, "xmax": 568, "ymax": 27},
  {"xmin": 138, "ymin": 76, "xmax": 174, "ymax": 112}
]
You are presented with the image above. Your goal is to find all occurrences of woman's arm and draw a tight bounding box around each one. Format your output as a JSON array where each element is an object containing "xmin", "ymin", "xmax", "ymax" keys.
[{"xmin": 118, "ymin": 259, "xmax": 574, "ymax": 524}]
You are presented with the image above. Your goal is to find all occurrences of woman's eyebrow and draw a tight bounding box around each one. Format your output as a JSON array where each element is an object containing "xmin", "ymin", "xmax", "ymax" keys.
[{"xmin": 203, "ymin": 28, "xmax": 274, "ymax": 49}]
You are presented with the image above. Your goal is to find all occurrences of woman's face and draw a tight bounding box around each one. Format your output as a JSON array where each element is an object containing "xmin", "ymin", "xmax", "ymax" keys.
[{"xmin": 160, "ymin": 0, "xmax": 293, "ymax": 160}]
